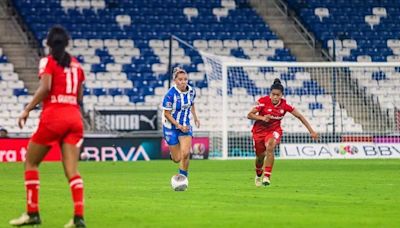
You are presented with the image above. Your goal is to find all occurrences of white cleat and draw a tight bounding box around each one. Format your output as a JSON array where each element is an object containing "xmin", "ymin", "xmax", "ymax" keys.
[
  {"xmin": 262, "ymin": 176, "xmax": 271, "ymax": 186},
  {"xmin": 255, "ymin": 175, "xmax": 262, "ymax": 187},
  {"xmin": 64, "ymin": 219, "xmax": 75, "ymax": 228},
  {"xmin": 9, "ymin": 212, "xmax": 41, "ymax": 226}
]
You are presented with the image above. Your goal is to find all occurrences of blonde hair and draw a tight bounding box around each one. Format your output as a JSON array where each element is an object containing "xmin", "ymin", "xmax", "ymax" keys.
[{"xmin": 172, "ymin": 67, "xmax": 187, "ymax": 79}]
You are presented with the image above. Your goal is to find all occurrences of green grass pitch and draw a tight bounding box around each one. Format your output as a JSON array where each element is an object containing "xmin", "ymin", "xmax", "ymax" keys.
[{"xmin": 1, "ymin": 159, "xmax": 399, "ymax": 227}]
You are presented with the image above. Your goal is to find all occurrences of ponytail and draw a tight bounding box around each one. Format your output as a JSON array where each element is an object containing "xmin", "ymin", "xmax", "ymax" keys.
[
  {"xmin": 270, "ymin": 78, "xmax": 284, "ymax": 92},
  {"xmin": 46, "ymin": 25, "xmax": 71, "ymax": 68}
]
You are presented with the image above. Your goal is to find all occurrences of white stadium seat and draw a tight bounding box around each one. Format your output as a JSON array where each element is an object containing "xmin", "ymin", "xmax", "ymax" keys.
[
  {"xmin": 98, "ymin": 95, "xmax": 114, "ymax": 104},
  {"xmin": 117, "ymin": 81, "xmax": 133, "ymax": 89},
  {"xmin": 223, "ymin": 40, "xmax": 238, "ymax": 48},
  {"xmin": 212, "ymin": 7, "xmax": 229, "ymax": 21},
  {"xmin": 61, "ymin": 0, "xmax": 75, "ymax": 12},
  {"xmin": 183, "ymin": 7, "xmax": 199, "ymax": 22},
  {"xmin": 268, "ymin": 39, "xmax": 284, "ymax": 49},
  {"xmin": 8, "ymin": 80, "xmax": 24, "ymax": 89},
  {"xmin": 365, "ymin": 15, "xmax": 380, "ymax": 29},
  {"xmin": 113, "ymin": 95, "xmax": 130, "ymax": 104},
  {"xmin": 111, "ymin": 72, "xmax": 127, "ymax": 81},
  {"xmin": 75, "ymin": 0, "xmax": 91, "ymax": 12},
  {"xmin": 193, "ymin": 40, "xmax": 208, "ymax": 49},
  {"xmin": 106, "ymin": 63, "xmax": 122, "ymax": 72},
  {"xmin": 73, "ymin": 39, "xmax": 89, "ymax": 48},
  {"xmin": 1, "ymin": 72, "xmax": 18, "ymax": 81},
  {"xmin": 116, "ymin": 15, "xmax": 131, "ymax": 29},
  {"xmin": 221, "ymin": 0, "xmax": 236, "ymax": 10},
  {"xmin": 0, "ymin": 63, "xmax": 14, "ymax": 72},
  {"xmin": 114, "ymin": 56, "xmax": 132, "ymax": 64},
  {"xmin": 253, "ymin": 39, "xmax": 269, "ymax": 48},
  {"xmin": 119, "ymin": 39, "xmax": 135, "ymax": 48},
  {"xmin": 149, "ymin": 40, "xmax": 164, "ymax": 48},
  {"xmin": 88, "ymin": 39, "xmax": 104, "ymax": 48},
  {"xmin": 91, "ymin": 0, "xmax": 106, "ymax": 13},
  {"xmin": 372, "ymin": 7, "xmax": 387, "ymax": 18},
  {"xmin": 314, "ymin": 7, "xmax": 329, "ymax": 22},
  {"xmin": 104, "ymin": 39, "xmax": 119, "ymax": 48}
]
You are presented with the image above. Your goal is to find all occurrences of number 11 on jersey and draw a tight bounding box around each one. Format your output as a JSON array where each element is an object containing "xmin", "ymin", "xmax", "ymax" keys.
[{"xmin": 64, "ymin": 67, "xmax": 79, "ymax": 94}]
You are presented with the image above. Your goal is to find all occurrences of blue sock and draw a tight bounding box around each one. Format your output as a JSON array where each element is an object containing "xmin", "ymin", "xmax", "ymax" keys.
[{"xmin": 179, "ymin": 169, "xmax": 188, "ymax": 177}]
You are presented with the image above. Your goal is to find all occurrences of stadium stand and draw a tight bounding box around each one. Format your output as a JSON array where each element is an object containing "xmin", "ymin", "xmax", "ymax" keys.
[
  {"xmin": 285, "ymin": 0, "xmax": 399, "ymax": 126},
  {"xmin": 5, "ymin": 0, "xmax": 360, "ymax": 133},
  {"xmin": 0, "ymin": 46, "xmax": 40, "ymax": 134}
]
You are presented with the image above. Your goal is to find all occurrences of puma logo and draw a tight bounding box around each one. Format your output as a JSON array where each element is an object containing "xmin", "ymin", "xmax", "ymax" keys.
[{"xmin": 140, "ymin": 115, "xmax": 157, "ymax": 129}]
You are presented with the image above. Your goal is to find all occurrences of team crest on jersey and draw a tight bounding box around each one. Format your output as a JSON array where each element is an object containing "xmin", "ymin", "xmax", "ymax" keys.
[
  {"xmin": 273, "ymin": 131, "xmax": 280, "ymax": 139},
  {"xmin": 165, "ymin": 101, "xmax": 172, "ymax": 108},
  {"xmin": 267, "ymin": 109, "xmax": 272, "ymax": 112},
  {"xmin": 280, "ymin": 109, "xmax": 284, "ymax": 114}
]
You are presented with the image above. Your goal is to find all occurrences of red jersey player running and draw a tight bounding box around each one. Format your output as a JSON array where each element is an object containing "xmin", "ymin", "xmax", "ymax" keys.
[
  {"xmin": 247, "ymin": 78, "xmax": 318, "ymax": 187},
  {"xmin": 10, "ymin": 26, "xmax": 86, "ymax": 227}
]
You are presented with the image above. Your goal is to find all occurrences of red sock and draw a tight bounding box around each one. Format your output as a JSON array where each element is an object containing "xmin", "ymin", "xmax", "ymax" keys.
[
  {"xmin": 255, "ymin": 163, "xmax": 263, "ymax": 177},
  {"xmin": 264, "ymin": 166, "xmax": 273, "ymax": 178},
  {"xmin": 25, "ymin": 170, "xmax": 39, "ymax": 214},
  {"xmin": 69, "ymin": 175, "xmax": 84, "ymax": 217}
]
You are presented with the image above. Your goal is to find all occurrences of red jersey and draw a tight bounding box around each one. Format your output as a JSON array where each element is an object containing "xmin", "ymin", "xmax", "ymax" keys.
[
  {"xmin": 38, "ymin": 55, "xmax": 85, "ymax": 111},
  {"xmin": 252, "ymin": 96, "xmax": 294, "ymax": 134}
]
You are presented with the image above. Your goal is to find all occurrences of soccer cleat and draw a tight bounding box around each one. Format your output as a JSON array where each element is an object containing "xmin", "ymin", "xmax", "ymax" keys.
[
  {"xmin": 262, "ymin": 176, "xmax": 271, "ymax": 186},
  {"xmin": 9, "ymin": 212, "xmax": 41, "ymax": 227},
  {"xmin": 255, "ymin": 175, "xmax": 262, "ymax": 187},
  {"xmin": 64, "ymin": 216, "xmax": 86, "ymax": 228}
]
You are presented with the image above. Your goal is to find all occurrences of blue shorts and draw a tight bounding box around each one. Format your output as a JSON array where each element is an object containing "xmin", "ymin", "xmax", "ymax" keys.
[{"xmin": 163, "ymin": 126, "xmax": 193, "ymax": 146}]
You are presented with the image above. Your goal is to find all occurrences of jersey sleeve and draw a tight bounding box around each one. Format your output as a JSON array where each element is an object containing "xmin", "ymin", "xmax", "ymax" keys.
[
  {"xmin": 162, "ymin": 91, "xmax": 173, "ymax": 110},
  {"xmin": 254, "ymin": 97, "xmax": 265, "ymax": 111},
  {"xmin": 284, "ymin": 101, "xmax": 295, "ymax": 112},
  {"xmin": 38, "ymin": 57, "xmax": 53, "ymax": 78}
]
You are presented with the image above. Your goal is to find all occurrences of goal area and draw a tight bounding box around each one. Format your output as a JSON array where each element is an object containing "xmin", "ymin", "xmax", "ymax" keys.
[{"xmin": 197, "ymin": 51, "xmax": 400, "ymax": 159}]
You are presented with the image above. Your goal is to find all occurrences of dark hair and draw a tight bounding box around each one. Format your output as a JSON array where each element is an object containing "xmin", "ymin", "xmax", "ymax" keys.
[
  {"xmin": 46, "ymin": 25, "xmax": 71, "ymax": 68},
  {"xmin": 270, "ymin": 78, "xmax": 284, "ymax": 93}
]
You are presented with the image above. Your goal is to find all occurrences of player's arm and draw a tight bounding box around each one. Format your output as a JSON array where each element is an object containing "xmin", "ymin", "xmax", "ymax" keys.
[
  {"xmin": 18, "ymin": 74, "xmax": 52, "ymax": 128},
  {"xmin": 164, "ymin": 110, "xmax": 189, "ymax": 132},
  {"xmin": 247, "ymin": 106, "xmax": 270, "ymax": 122},
  {"xmin": 290, "ymin": 108, "xmax": 319, "ymax": 140},
  {"xmin": 191, "ymin": 104, "xmax": 200, "ymax": 128}
]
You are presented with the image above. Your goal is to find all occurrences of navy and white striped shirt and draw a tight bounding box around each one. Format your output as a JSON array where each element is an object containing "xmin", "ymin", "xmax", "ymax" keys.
[{"xmin": 162, "ymin": 85, "xmax": 196, "ymax": 129}]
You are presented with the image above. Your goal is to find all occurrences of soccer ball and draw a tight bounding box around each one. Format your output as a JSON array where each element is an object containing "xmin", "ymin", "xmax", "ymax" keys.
[{"xmin": 170, "ymin": 174, "xmax": 188, "ymax": 191}]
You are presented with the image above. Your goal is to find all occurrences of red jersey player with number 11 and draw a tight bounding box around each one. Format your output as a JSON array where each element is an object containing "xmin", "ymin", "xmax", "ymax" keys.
[
  {"xmin": 9, "ymin": 26, "xmax": 86, "ymax": 227},
  {"xmin": 247, "ymin": 78, "xmax": 319, "ymax": 187}
]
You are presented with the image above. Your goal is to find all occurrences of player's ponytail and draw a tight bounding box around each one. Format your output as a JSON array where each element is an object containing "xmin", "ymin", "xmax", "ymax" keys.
[
  {"xmin": 46, "ymin": 25, "xmax": 71, "ymax": 68},
  {"xmin": 271, "ymin": 78, "xmax": 284, "ymax": 92}
]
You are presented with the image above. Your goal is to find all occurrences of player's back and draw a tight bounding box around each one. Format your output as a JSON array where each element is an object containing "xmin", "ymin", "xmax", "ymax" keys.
[{"xmin": 39, "ymin": 55, "xmax": 85, "ymax": 112}]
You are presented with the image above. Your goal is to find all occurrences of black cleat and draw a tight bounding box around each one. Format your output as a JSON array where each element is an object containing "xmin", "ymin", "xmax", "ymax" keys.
[{"xmin": 64, "ymin": 216, "xmax": 86, "ymax": 228}]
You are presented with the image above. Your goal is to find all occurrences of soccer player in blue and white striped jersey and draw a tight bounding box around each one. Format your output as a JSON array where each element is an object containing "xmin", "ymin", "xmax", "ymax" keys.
[{"xmin": 162, "ymin": 67, "xmax": 200, "ymax": 184}]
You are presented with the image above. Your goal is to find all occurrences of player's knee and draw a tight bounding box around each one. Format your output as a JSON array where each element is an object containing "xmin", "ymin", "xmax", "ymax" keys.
[
  {"xmin": 24, "ymin": 160, "xmax": 39, "ymax": 170},
  {"xmin": 171, "ymin": 154, "xmax": 181, "ymax": 163}
]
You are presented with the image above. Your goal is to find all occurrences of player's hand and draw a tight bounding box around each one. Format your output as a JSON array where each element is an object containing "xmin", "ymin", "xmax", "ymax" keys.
[
  {"xmin": 18, "ymin": 110, "xmax": 29, "ymax": 129},
  {"xmin": 310, "ymin": 130, "xmax": 319, "ymax": 140},
  {"xmin": 194, "ymin": 118, "xmax": 200, "ymax": 128},
  {"xmin": 262, "ymin": 115, "xmax": 271, "ymax": 122},
  {"xmin": 178, "ymin": 124, "xmax": 189, "ymax": 133}
]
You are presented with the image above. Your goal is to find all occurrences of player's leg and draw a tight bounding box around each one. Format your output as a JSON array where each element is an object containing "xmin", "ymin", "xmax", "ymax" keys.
[
  {"xmin": 164, "ymin": 127, "xmax": 181, "ymax": 163},
  {"xmin": 9, "ymin": 141, "xmax": 50, "ymax": 226},
  {"xmin": 61, "ymin": 142, "xmax": 86, "ymax": 228},
  {"xmin": 177, "ymin": 136, "xmax": 192, "ymax": 177},
  {"xmin": 263, "ymin": 132, "xmax": 280, "ymax": 186},
  {"xmin": 253, "ymin": 134, "xmax": 266, "ymax": 187},
  {"xmin": 62, "ymin": 115, "xmax": 86, "ymax": 228}
]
